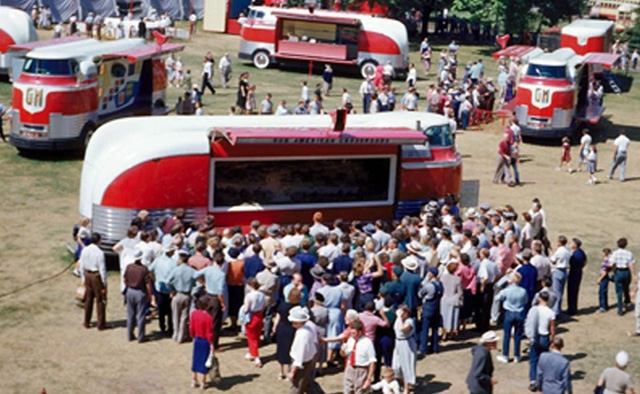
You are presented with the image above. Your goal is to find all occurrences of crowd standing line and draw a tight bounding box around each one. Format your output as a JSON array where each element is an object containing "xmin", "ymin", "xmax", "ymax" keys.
[{"xmin": 75, "ymin": 196, "xmax": 638, "ymax": 392}]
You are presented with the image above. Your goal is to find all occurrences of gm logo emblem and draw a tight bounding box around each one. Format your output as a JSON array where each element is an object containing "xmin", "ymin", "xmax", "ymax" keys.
[
  {"xmin": 23, "ymin": 87, "xmax": 45, "ymax": 113},
  {"xmin": 532, "ymin": 87, "xmax": 551, "ymax": 108}
]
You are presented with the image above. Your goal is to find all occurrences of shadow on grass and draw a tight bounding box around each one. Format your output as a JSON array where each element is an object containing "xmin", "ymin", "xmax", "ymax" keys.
[{"xmin": 594, "ymin": 116, "xmax": 640, "ymax": 142}]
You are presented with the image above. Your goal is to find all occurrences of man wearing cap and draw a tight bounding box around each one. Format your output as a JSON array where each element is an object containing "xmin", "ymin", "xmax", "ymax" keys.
[
  {"xmin": 343, "ymin": 320, "xmax": 377, "ymax": 393},
  {"xmin": 168, "ymin": 249, "xmax": 196, "ymax": 343},
  {"xmin": 123, "ymin": 249, "xmax": 154, "ymax": 342},
  {"xmin": 466, "ymin": 331, "xmax": 499, "ymax": 393},
  {"xmin": 536, "ymin": 337, "xmax": 572, "ymax": 394},
  {"xmin": 288, "ymin": 306, "xmax": 321, "ymax": 393},
  {"xmin": 597, "ymin": 351, "xmax": 635, "ymax": 393},
  {"xmin": 496, "ymin": 272, "xmax": 528, "ymax": 363},
  {"xmin": 149, "ymin": 244, "xmax": 178, "ymax": 336},
  {"xmin": 260, "ymin": 224, "xmax": 282, "ymax": 266},
  {"xmin": 418, "ymin": 267, "xmax": 443, "ymax": 355},
  {"xmin": 400, "ymin": 256, "xmax": 422, "ymax": 316},
  {"xmin": 194, "ymin": 249, "xmax": 226, "ymax": 349},
  {"xmin": 79, "ymin": 233, "xmax": 108, "ymax": 330}
]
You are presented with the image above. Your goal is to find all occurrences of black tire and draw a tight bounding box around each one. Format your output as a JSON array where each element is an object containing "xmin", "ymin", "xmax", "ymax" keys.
[
  {"xmin": 81, "ymin": 123, "xmax": 96, "ymax": 149},
  {"xmin": 360, "ymin": 60, "xmax": 377, "ymax": 79},
  {"xmin": 252, "ymin": 50, "xmax": 271, "ymax": 69}
]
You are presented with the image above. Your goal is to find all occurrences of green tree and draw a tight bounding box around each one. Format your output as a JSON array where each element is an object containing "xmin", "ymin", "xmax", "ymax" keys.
[{"xmin": 628, "ymin": 10, "xmax": 640, "ymax": 49}]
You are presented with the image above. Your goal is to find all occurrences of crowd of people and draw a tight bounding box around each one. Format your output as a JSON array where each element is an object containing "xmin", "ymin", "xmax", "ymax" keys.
[{"xmin": 75, "ymin": 195, "xmax": 639, "ymax": 393}]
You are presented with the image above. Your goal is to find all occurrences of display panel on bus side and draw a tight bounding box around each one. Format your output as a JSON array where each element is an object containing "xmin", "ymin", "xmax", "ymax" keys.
[{"xmin": 209, "ymin": 155, "xmax": 396, "ymax": 212}]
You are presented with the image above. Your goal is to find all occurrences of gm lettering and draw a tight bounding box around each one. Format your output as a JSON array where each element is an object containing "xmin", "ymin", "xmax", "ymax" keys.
[
  {"xmin": 534, "ymin": 88, "xmax": 551, "ymax": 106},
  {"xmin": 25, "ymin": 87, "xmax": 44, "ymax": 109}
]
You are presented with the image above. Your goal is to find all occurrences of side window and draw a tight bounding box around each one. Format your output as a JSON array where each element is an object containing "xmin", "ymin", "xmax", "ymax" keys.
[
  {"xmin": 424, "ymin": 124, "xmax": 453, "ymax": 147},
  {"xmin": 111, "ymin": 63, "xmax": 126, "ymax": 78}
]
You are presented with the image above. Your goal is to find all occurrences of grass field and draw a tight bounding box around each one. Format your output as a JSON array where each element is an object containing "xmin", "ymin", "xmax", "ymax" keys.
[{"xmin": 0, "ymin": 24, "xmax": 639, "ymax": 393}]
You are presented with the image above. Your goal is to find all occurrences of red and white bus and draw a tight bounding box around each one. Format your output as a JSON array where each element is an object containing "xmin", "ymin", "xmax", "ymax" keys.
[
  {"xmin": 8, "ymin": 38, "xmax": 183, "ymax": 153},
  {"xmin": 0, "ymin": 6, "xmax": 37, "ymax": 75},
  {"xmin": 79, "ymin": 112, "xmax": 461, "ymax": 247},
  {"xmin": 239, "ymin": 6, "xmax": 409, "ymax": 78},
  {"xmin": 494, "ymin": 19, "xmax": 619, "ymax": 138}
]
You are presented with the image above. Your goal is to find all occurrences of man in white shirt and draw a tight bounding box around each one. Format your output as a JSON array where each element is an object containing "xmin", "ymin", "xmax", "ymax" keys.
[
  {"xmin": 400, "ymin": 87, "xmax": 418, "ymax": 111},
  {"xmin": 218, "ymin": 53, "xmax": 232, "ymax": 88},
  {"xmin": 275, "ymin": 100, "xmax": 290, "ymax": 115},
  {"xmin": 343, "ymin": 320, "xmax": 376, "ymax": 393},
  {"xmin": 530, "ymin": 241, "xmax": 551, "ymax": 284},
  {"xmin": 608, "ymin": 130, "xmax": 631, "ymax": 182},
  {"xmin": 526, "ymin": 291, "xmax": 555, "ymax": 391},
  {"xmin": 309, "ymin": 211, "xmax": 330, "ymax": 238},
  {"xmin": 477, "ymin": 248, "xmax": 499, "ymax": 331},
  {"xmin": 549, "ymin": 235, "xmax": 571, "ymax": 315},
  {"xmin": 79, "ymin": 233, "xmax": 107, "ymax": 330},
  {"xmin": 288, "ymin": 306, "xmax": 321, "ymax": 393},
  {"xmin": 577, "ymin": 129, "xmax": 592, "ymax": 171},
  {"xmin": 300, "ymin": 81, "xmax": 310, "ymax": 104},
  {"xmin": 359, "ymin": 78, "xmax": 374, "ymax": 113}
]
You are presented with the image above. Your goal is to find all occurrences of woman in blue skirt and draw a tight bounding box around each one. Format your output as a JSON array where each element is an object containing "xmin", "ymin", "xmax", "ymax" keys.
[{"xmin": 189, "ymin": 298, "xmax": 214, "ymax": 389}]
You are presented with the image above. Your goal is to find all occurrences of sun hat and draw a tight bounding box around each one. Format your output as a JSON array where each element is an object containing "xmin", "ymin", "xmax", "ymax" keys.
[
  {"xmin": 407, "ymin": 240, "xmax": 426, "ymax": 257},
  {"xmin": 133, "ymin": 249, "xmax": 144, "ymax": 261},
  {"xmin": 288, "ymin": 306, "xmax": 310, "ymax": 323},
  {"xmin": 616, "ymin": 351, "xmax": 629, "ymax": 368},
  {"xmin": 401, "ymin": 255, "xmax": 419, "ymax": 272},
  {"xmin": 479, "ymin": 331, "xmax": 500, "ymax": 344},
  {"xmin": 310, "ymin": 265, "xmax": 325, "ymax": 280},
  {"xmin": 267, "ymin": 224, "xmax": 281, "ymax": 237},
  {"xmin": 164, "ymin": 243, "xmax": 178, "ymax": 253}
]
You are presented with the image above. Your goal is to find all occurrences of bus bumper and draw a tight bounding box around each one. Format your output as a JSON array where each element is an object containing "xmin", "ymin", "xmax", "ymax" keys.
[
  {"xmin": 520, "ymin": 125, "xmax": 574, "ymax": 139},
  {"xmin": 9, "ymin": 134, "xmax": 84, "ymax": 151}
]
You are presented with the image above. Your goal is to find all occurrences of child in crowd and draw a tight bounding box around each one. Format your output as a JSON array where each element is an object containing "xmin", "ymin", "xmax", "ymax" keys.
[
  {"xmin": 558, "ymin": 136, "xmax": 573, "ymax": 172},
  {"xmin": 597, "ymin": 248, "xmax": 612, "ymax": 312},
  {"xmin": 183, "ymin": 69, "xmax": 192, "ymax": 89},
  {"xmin": 371, "ymin": 366, "xmax": 401, "ymax": 394},
  {"xmin": 586, "ymin": 145, "xmax": 598, "ymax": 185}
]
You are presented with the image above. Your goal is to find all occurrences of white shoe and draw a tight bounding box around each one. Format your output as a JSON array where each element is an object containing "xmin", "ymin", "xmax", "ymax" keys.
[
  {"xmin": 244, "ymin": 352, "xmax": 254, "ymax": 361},
  {"xmin": 496, "ymin": 355, "xmax": 509, "ymax": 364},
  {"xmin": 513, "ymin": 356, "xmax": 521, "ymax": 363}
]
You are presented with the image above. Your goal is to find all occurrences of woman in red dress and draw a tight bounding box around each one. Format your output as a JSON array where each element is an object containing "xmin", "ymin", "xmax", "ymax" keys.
[{"xmin": 189, "ymin": 298, "xmax": 214, "ymax": 389}]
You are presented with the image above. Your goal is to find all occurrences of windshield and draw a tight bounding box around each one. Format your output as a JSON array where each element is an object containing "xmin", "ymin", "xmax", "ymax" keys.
[
  {"xmin": 424, "ymin": 124, "xmax": 454, "ymax": 147},
  {"xmin": 526, "ymin": 64, "xmax": 567, "ymax": 79},
  {"xmin": 23, "ymin": 58, "xmax": 78, "ymax": 76}
]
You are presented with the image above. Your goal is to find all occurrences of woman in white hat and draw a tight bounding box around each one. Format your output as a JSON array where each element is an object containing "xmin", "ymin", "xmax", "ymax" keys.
[{"xmin": 597, "ymin": 351, "xmax": 634, "ymax": 394}]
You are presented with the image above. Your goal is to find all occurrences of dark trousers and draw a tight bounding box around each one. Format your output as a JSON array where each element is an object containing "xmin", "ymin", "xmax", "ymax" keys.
[
  {"xmin": 362, "ymin": 93, "xmax": 371, "ymax": 113},
  {"xmin": 614, "ymin": 269, "xmax": 631, "ymax": 314},
  {"xmin": 126, "ymin": 288, "xmax": 148, "ymax": 342},
  {"xmin": 262, "ymin": 304, "xmax": 276, "ymax": 344},
  {"xmin": 374, "ymin": 334, "xmax": 394, "ymax": 381},
  {"xmin": 201, "ymin": 73, "xmax": 215, "ymax": 95},
  {"xmin": 289, "ymin": 359, "xmax": 323, "ymax": 394},
  {"xmin": 83, "ymin": 271, "xmax": 106, "ymax": 329},
  {"xmin": 157, "ymin": 292, "xmax": 173, "ymax": 334},
  {"xmin": 502, "ymin": 310, "xmax": 524, "ymax": 359},
  {"xmin": 419, "ymin": 305, "xmax": 440, "ymax": 354},
  {"xmin": 203, "ymin": 293, "xmax": 222, "ymax": 349},
  {"xmin": 566, "ymin": 272, "xmax": 582, "ymax": 315},
  {"xmin": 529, "ymin": 335, "xmax": 550, "ymax": 382},
  {"xmin": 598, "ymin": 276, "xmax": 609, "ymax": 311},
  {"xmin": 477, "ymin": 286, "xmax": 494, "ymax": 332}
]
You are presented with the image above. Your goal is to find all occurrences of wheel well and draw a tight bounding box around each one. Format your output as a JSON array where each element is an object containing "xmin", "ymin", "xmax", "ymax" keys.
[
  {"xmin": 153, "ymin": 99, "xmax": 165, "ymax": 108},
  {"xmin": 359, "ymin": 59, "xmax": 378, "ymax": 67}
]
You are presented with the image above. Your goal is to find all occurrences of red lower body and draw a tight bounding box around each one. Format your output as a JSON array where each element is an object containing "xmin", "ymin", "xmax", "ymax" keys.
[{"xmin": 245, "ymin": 311, "xmax": 264, "ymax": 358}]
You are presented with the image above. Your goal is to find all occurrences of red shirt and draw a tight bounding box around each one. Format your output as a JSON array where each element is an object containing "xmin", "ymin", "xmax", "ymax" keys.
[
  {"xmin": 498, "ymin": 139, "xmax": 511, "ymax": 156},
  {"xmin": 189, "ymin": 309, "xmax": 214, "ymax": 344}
]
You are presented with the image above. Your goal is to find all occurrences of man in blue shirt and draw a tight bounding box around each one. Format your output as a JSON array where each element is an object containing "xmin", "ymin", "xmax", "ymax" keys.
[
  {"xmin": 167, "ymin": 249, "xmax": 196, "ymax": 342},
  {"xmin": 296, "ymin": 239, "xmax": 318, "ymax": 289},
  {"xmin": 332, "ymin": 243, "xmax": 353, "ymax": 275},
  {"xmin": 400, "ymin": 256, "xmax": 422, "ymax": 316},
  {"xmin": 244, "ymin": 244, "xmax": 265, "ymax": 280},
  {"xmin": 149, "ymin": 245, "xmax": 177, "ymax": 336},
  {"xmin": 496, "ymin": 272, "xmax": 528, "ymax": 363},
  {"xmin": 537, "ymin": 337, "xmax": 572, "ymax": 393},
  {"xmin": 516, "ymin": 249, "xmax": 539, "ymax": 312}
]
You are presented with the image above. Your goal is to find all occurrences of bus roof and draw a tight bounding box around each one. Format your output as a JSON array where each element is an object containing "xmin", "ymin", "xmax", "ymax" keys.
[
  {"xmin": 26, "ymin": 38, "xmax": 146, "ymax": 61},
  {"xmin": 561, "ymin": 19, "xmax": 614, "ymax": 39},
  {"xmin": 530, "ymin": 48, "xmax": 578, "ymax": 66},
  {"xmin": 80, "ymin": 112, "xmax": 447, "ymax": 217}
]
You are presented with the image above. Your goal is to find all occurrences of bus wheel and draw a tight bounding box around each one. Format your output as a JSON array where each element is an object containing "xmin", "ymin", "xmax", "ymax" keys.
[
  {"xmin": 81, "ymin": 124, "xmax": 95, "ymax": 149},
  {"xmin": 252, "ymin": 50, "xmax": 271, "ymax": 69},
  {"xmin": 360, "ymin": 60, "xmax": 377, "ymax": 79}
]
